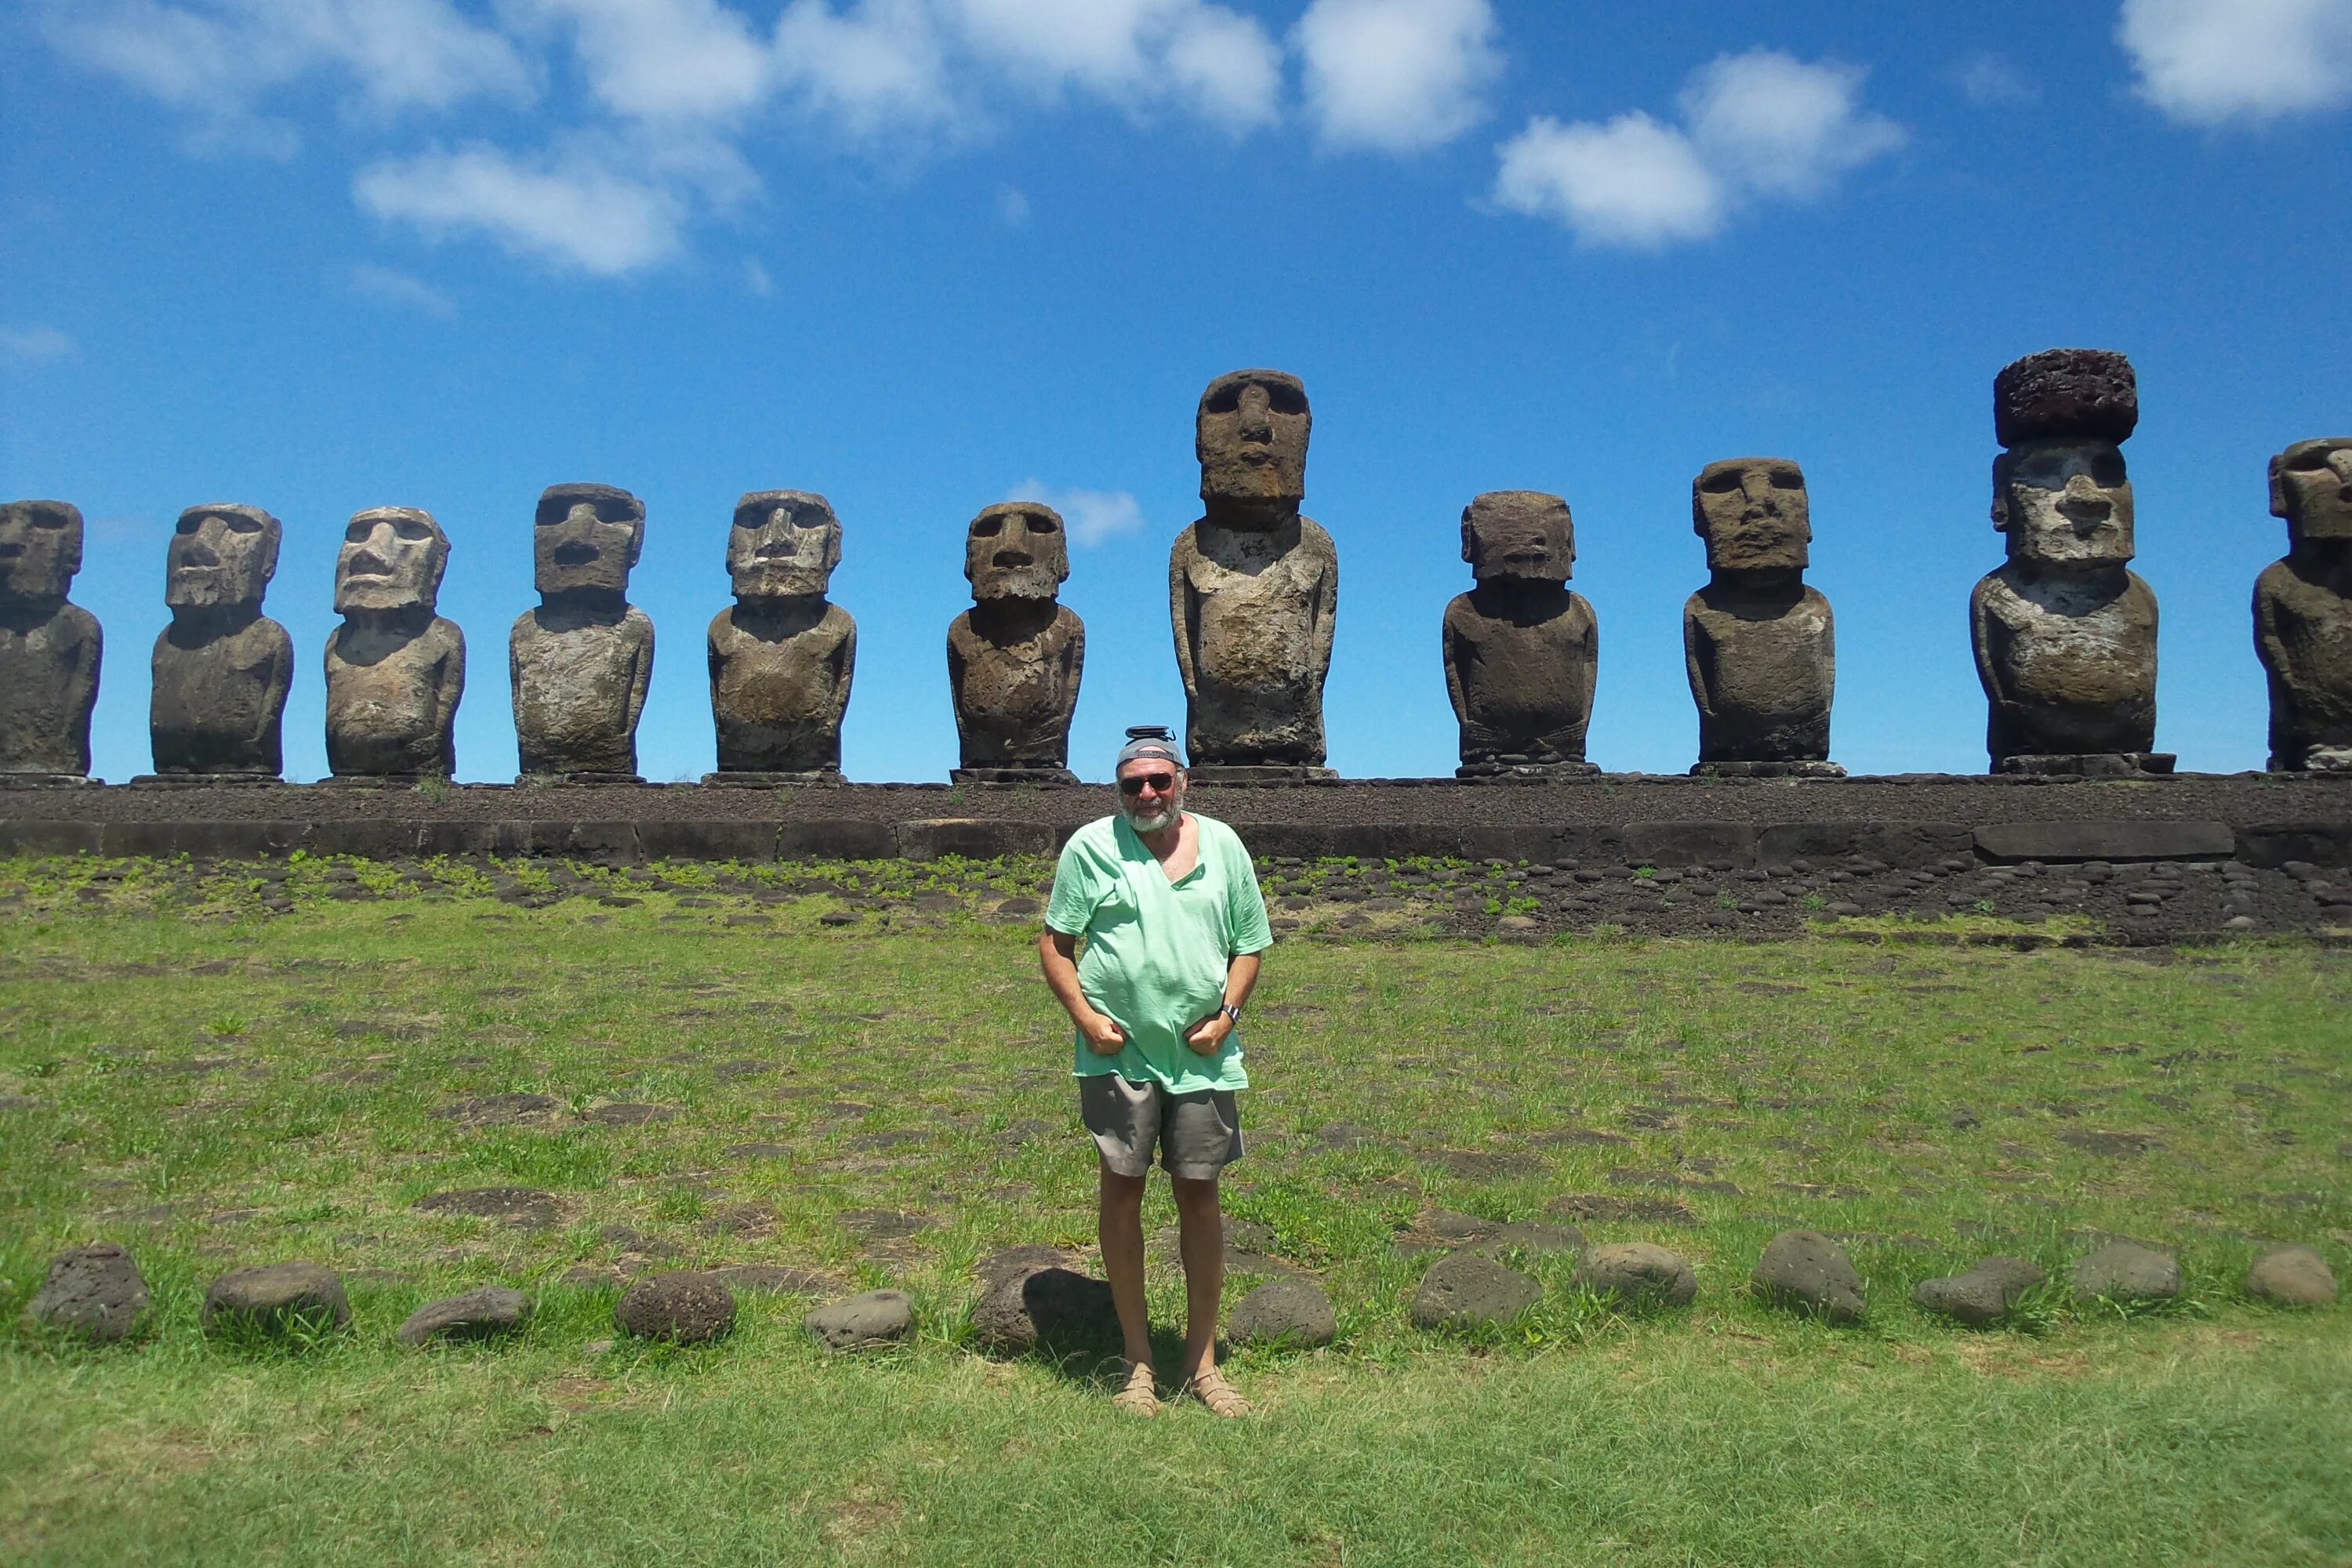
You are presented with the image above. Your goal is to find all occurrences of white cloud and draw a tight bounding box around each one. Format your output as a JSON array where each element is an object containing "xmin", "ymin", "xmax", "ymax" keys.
[
  {"xmin": 503, "ymin": 0, "xmax": 768, "ymax": 123},
  {"xmin": 742, "ymin": 256, "xmax": 775, "ymax": 295},
  {"xmin": 773, "ymin": 0, "xmax": 958, "ymax": 138},
  {"xmin": 1294, "ymin": 0, "xmax": 1500, "ymax": 154},
  {"xmin": 996, "ymin": 184, "xmax": 1031, "ymax": 226},
  {"xmin": 1493, "ymin": 49, "xmax": 1902, "ymax": 249},
  {"xmin": 1010, "ymin": 481, "xmax": 1145, "ymax": 546},
  {"xmin": 347, "ymin": 263, "xmax": 456, "ymax": 316},
  {"xmin": 0, "ymin": 325, "xmax": 81, "ymax": 365},
  {"xmin": 2119, "ymin": 0, "xmax": 2352, "ymax": 124},
  {"xmin": 1160, "ymin": 5, "xmax": 1283, "ymax": 129},
  {"xmin": 354, "ymin": 147, "xmax": 685, "ymax": 275},
  {"xmin": 1955, "ymin": 53, "xmax": 2037, "ymax": 107},
  {"xmin": 943, "ymin": 0, "xmax": 1280, "ymax": 127}
]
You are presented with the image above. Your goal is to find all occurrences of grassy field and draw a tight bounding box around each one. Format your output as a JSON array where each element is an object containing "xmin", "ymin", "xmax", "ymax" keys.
[{"xmin": 2, "ymin": 854, "xmax": 2347, "ymax": 1566}]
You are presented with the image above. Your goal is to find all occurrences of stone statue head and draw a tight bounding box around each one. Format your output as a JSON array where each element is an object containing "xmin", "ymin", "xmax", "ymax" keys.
[
  {"xmin": 1196, "ymin": 368, "xmax": 1310, "ymax": 523},
  {"xmin": 534, "ymin": 483, "xmax": 644, "ymax": 598},
  {"xmin": 1461, "ymin": 491, "xmax": 1574, "ymax": 583},
  {"xmin": 2270, "ymin": 437, "xmax": 2352, "ymax": 544},
  {"xmin": 1991, "ymin": 440, "xmax": 2134, "ymax": 568},
  {"xmin": 728, "ymin": 490, "xmax": 840, "ymax": 601},
  {"xmin": 1693, "ymin": 458, "xmax": 1809, "ymax": 572},
  {"xmin": 966, "ymin": 502, "xmax": 1068, "ymax": 601},
  {"xmin": 335, "ymin": 506, "xmax": 448, "ymax": 615},
  {"xmin": 167, "ymin": 503, "xmax": 280, "ymax": 612},
  {"xmin": 0, "ymin": 499, "xmax": 84, "ymax": 601}
]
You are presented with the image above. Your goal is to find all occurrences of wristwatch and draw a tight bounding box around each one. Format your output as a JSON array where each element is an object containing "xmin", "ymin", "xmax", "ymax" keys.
[{"xmin": 1220, "ymin": 1003, "xmax": 1243, "ymax": 1026}]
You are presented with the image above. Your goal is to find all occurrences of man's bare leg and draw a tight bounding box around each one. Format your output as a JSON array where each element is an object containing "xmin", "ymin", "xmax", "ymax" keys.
[
  {"xmin": 1098, "ymin": 1163, "xmax": 1153, "ymax": 1369},
  {"xmin": 1171, "ymin": 1174, "xmax": 1226, "ymax": 1384}
]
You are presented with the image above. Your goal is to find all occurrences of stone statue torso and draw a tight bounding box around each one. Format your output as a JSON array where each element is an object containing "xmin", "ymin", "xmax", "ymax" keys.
[
  {"xmin": 1443, "ymin": 586, "xmax": 1598, "ymax": 760},
  {"xmin": 707, "ymin": 601, "xmax": 855, "ymax": 771},
  {"xmin": 1684, "ymin": 583, "xmax": 1834, "ymax": 760},
  {"xmin": 1972, "ymin": 566, "xmax": 2158, "ymax": 756},
  {"xmin": 510, "ymin": 603, "xmax": 652, "ymax": 775},
  {"xmin": 326, "ymin": 617, "xmax": 464, "ymax": 776},
  {"xmin": 150, "ymin": 614, "xmax": 292, "ymax": 775},
  {"xmin": 0, "ymin": 601, "xmax": 100, "ymax": 775},
  {"xmin": 1174, "ymin": 515, "xmax": 1337, "ymax": 761},
  {"xmin": 2256, "ymin": 556, "xmax": 2352, "ymax": 758},
  {"xmin": 948, "ymin": 604, "xmax": 1082, "ymax": 765}
]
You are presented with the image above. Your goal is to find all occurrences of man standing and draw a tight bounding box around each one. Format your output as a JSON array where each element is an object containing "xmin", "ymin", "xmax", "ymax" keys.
[{"xmin": 1040, "ymin": 725, "xmax": 1272, "ymax": 1417}]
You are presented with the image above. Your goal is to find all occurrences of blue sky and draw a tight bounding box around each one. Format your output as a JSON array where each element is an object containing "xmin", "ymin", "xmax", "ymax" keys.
[{"xmin": 6, "ymin": 0, "xmax": 2352, "ymax": 784}]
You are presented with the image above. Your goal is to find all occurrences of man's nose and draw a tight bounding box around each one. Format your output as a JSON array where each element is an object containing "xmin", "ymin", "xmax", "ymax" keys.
[{"xmin": 1238, "ymin": 385, "xmax": 1272, "ymax": 441}]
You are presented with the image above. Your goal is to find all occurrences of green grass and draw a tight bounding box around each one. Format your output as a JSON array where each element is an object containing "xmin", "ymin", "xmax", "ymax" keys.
[{"xmin": 2, "ymin": 856, "xmax": 2348, "ymax": 1566}]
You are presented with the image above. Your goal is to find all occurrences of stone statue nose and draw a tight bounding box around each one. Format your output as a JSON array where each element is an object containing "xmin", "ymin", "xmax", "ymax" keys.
[
  {"xmin": 1238, "ymin": 387, "xmax": 1272, "ymax": 441},
  {"xmin": 568, "ymin": 505, "xmax": 600, "ymax": 528},
  {"xmin": 182, "ymin": 539, "xmax": 221, "ymax": 568}
]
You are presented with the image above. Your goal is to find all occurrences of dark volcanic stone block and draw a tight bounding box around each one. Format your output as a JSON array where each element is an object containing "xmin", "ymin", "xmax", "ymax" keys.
[
  {"xmin": 638, "ymin": 820, "xmax": 777, "ymax": 862},
  {"xmin": 2237, "ymin": 824, "xmax": 2352, "ymax": 869},
  {"xmin": 897, "ymin": 818, "xmax": 1056, "ymax": 860},
  {"xmin": 1994, "ymin": 348, "xmax": 2139, "ymax": 447},
  {"xmin": 776, "ymin": 818, "xmax": 896, "ymax": 861},
  {"xmin": 1975, "ymin": 821, "xmax": 2233, "ymax": 863},
  {"xmin": 1624, "ymin": 821, "xmax": 1756, "ymax": 868},
  {"xmin": 0, "ymin": 821, "xmax": 100, "ymax": 856}
]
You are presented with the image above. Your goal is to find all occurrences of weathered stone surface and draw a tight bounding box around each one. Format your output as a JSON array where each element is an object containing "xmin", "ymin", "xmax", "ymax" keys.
[
  {"xmin": 412, "ymin": 1187, "xmax": 560, "ymax": 1229},
  {"xmin": 0, "ymin": 499, "xmax": 101, "ymax": 779},
  {"xmin": 1911, "ymin": 1255, "xmax": 2045, "ymax": 1327},
  {"xmin": 151, "ymin": 504, "xmax": 292, "ymax": 778},
  {"xmin": 2070, "ymin": 1240, "xmax": 2182, "ymax": 1304},
  {"xmin": 1685, "ymin": 459, "xmax": 1836, "ymax": 768},
  {"xmin": 1976, "ymin": 351, "xmax": 2157, "ymax": 772},
  {"xmin": 1476, "ymin": 1221, "xmax": 1586, "ymax": 1258},
  {"xmin": 512, "ymin": 484, "xmax": 652, "ymax": 780},
  {"xmin": 1994, "ymin": 348, "xmax": 2138, "ymax": 448},
  {"xmin": 1226, "ymin": 1275, "xmax": 1337, "ymax": 1348},
  {"xmin": 397, "ymin": 1285, "xmax": 531, "ymax": 1346},
  {"xmin": 709, "ymin": 491, "xmax": 853, "ymax": 780},
  {"xmin": 1443, "ymin": 491, "xmax": 1598, "ymax": 773},
  {"xmin": 971, "ymin": 1262, "xmax": 1120, "ymax": 1353},
  {"xmin": 1173, "ymin": 369, "xmax": 1338, "ymax": 771},
  {"xmin": 23, "ymin": 1242, "xmax": 148, "ymax": 1341},
  {"xmin": 1410, "ymin": 1250, "xmax": 1542, "ymax": 1330},
  {"xmin": 614, "ymin": 1271, "xmax": 736, "ymax": 1343},
  {"xmin": 1974, "ymin": 821, "xmax": 2232, "ymax": 862},
  {"xmin": 707, "ymin": 1264, "xmax": 840, "ymax": 1296},
  {"xmin": 804, "ymin": 1288, "xmax": 915, "ymax": 1351},
  {"xmin": 975, "ymin": 1245, "xmax": 1076, "ymax": 1290},
  {"xmin": 949, "ymin": 503, "xmax": 1081, "ymax": 779},
  {"xmin": 325, "ymin": 507, "xmax": 463, "ymax": 779},
  {"xmin": 1751, "ymin": 1229, "xmax": 1866, "ymax": 1323},
  {"xmin": 2245, "ymin": 1243, "xmax": 2336, "ymax": 1307},
  {"xmin": 1573, "ymin": 1242, "xmax": 1698, "ymax": 1309},
  {"xmin": 2256, "ymin": 437, "xmax": 2352, "ymax": 771},
  {"xmin": 201, "ymin": 1260, "xmax": 350, "ymax": 1335}
]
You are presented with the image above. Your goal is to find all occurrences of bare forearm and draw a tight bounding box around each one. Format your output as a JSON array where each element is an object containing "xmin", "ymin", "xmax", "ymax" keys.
[
  {"xmin": 1039, "ymin": 932, "xmax": 1099, "ymax": 1025},
  {"xmin": 1224, "ymin": 951, "xmax": 1261, "ymax": 1011}
]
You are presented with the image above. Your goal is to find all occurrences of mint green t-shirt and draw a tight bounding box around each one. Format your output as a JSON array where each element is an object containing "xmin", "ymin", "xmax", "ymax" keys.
[{"xmin": 1044, "ymin": 811, "xmax": 1272, "ymax": 1093}]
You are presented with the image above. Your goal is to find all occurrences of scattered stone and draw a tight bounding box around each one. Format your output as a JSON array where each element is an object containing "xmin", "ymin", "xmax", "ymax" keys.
[
  {"xmin": 614, "ymin": 1272, "xmax": 737, "ymax": 1344},
  {"xmin": 1607, "ymin": 1167, "xmax": 1741, "ymax": 1196},
  {"xmin": 2245, "ymin": 1244, "xmax": 2337, "ymax": 1307},
  {"xmin": 1227, "ymin": 1275, "xmax": 1338, "ymax": 1348},
  {"xmin": 1410, "ymin": 1251, "xmax": 1542, "ymax": 1330},
  {"xmin": 971, "ymin": 1262, "xmax": 1120, "ymax": 1354},
  {"xmin": 804, "ymin": 1290, "xmax": 916, "ymax": 1352},
  {"xmin": 434, "ymin": 1093, "xmax": 559, "ymax": 1126},
  {"xmin": 412, "ymin": 1187, "xmax": 559, "ymax": 1229},
  {"xmin": 1476, "ymin": 1221, "xmax": 1585, "ymax": 1258},
  {"xmin": 2071, "ymin": 1240, "xmax": 2183, "ymax": 1304},
  {"xmin": 583, "ymin": 1102, "xmax": 675, "ymax": 1127},
  {"xmin": 1573, "ymin": 1242, "xmax": 1698, "ymax": 1309},
  {"xmin": 22, "ymin": 1243, "xmax": 150, "ymax": 1342},
  {"xmin": 201, "ymin": 1261, "xmax": 350, "ymax": 1337},
  {"xmin": 1548, "ymin": 1193, "xmax": 1698, "ymax": 1227},
  {"xmin": 397, "ymin": 1286, "xmax": 531, "ymax": 1346},
  {"xmin": 1911, "ymin": 1257, "xmax": 2047, "ymax": 1327},
  {"xmin": 1751, "ymin": 1229, "xmax": 1867, "ymax": 1323},
  {"xmin": 707, "ymin": 1264, "xmax": 840, "ymax": 1296},
  {"xmin": 837, "ymin": 1208, "xmax": 934, "ymax": 1242},
  {"xmin": 976, "ymin": 1245, "xmax": 1076, "ymax": 1290}
]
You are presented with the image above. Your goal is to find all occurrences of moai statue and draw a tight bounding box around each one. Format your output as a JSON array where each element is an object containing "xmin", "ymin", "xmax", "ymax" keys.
[
  {"xmin": 1683, "ymin": 459, "xmax": 1841, "ymax": 777},
  {"xmin": 0, "ymin": 500, "xmax": 101, "ymax": 784},
  {"xmin": 324, "ymin": 507, "xmax": 465, "ymax": 781},
  {"xmin": 510, "ymin": 484, "xmax": 653, "ymax": 782},
  {"xmin": 948, "ymin": 502, "xmax": 1083, "ymax": 783},
  {"xmin": 147, "ymin": 504, "xmax": 292, "ymax": 781},
  {"xmin": 2255, "ymin": 437, "xmax": 2352, "ymax": 771},
  {"xmin": 1170, "ymin": 368, "xmax": 1339, "ymax": 781},
  {"xmin": 1970, "ymin": 349, "xmax": 2169, "ymax": 775},
  {"xmin": 1441, "ymin": 491, "xmax": 1599, "ymax": 778},
  {"xmin": 705, "ymin": 491, "xmax": 855, "ymax": 784}
]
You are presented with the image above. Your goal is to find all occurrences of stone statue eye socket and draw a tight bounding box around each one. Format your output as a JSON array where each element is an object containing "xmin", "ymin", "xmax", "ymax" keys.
[
  {"xmin": 1028, "ymin": 515, "xmax": 1058, "ymax": 533},
  {"xmin": 176, "ymin": 515, "xmax": 203, "ymax": 535},
  {"xmin": 226, "ymin": 515, "xmax": 263, "ymax": 534},
  {"xmin": 971, "ymin": 517, "xmax": 1004, "ymax": 538},
  {"xmin": 1769, "ymin": 470, "xmax": 1803, "ymax": 488},
  {"xmin": 31, "ymin": 513, "xmax": 66, "ymax": 530},
  {"xmin": 594, "ymin": 503, "xmax": 637, "ymax": 524},
  {"xmin": 1204, "ymin": 385, "xmax": 1243, "ymax": 415},
  {"xmin": 1265, "ymin": 383, "xmax": 1307, "ymax": 416},
  {"xmin": 394, "ymin": 520, "xmax": 431, "ymax": 540},
  {"xmin": 2092, "ymin": 456, "xmax": 2125, "ymax": 488},
  {"xmin": 1700, "ymin": 474, "xmax": 1742, "ymax": 493},
  {"xmin": 2288, "ymin": 452, "xmax": 2331, "ymax": 470},
  {"xmin": 345, "ymin": 521, "xmax": 372, "ymax": 543}
]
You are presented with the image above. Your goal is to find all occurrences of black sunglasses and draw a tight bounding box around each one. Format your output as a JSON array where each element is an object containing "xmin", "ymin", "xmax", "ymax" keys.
[{"xmin": 1118, "ymin": 772, "xmax": 1178, "ymax": 796}]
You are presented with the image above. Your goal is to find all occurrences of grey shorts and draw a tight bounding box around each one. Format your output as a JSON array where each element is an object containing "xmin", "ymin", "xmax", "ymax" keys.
[{"xmin": 1079, "ymin": 1074, "xmax": 1243, "ymax": 1180}]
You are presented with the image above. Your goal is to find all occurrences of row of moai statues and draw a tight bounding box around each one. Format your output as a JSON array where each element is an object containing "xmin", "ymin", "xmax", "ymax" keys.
[{"xmin": 5, "ymin": 354, "xmax": 2351, "ymax": 783}]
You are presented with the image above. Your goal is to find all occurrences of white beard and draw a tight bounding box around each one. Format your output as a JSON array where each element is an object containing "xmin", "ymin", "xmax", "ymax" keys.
[{"xmin": 1122, "ymin": 795, "xmax": 1181, "ymax": 833}]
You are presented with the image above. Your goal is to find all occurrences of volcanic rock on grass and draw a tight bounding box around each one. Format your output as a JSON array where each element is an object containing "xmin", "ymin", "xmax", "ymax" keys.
[
  {"xmin": 434, "ymin": 1093, "xmax": 559, "ymax": 1127},
  {"xmin": 1573, "ymin": 1243, "xmax": 1697, "ymax": 1309},
  {"xmin": 412, "ymin": 1187, "xmax": 559, "ymax": 1229},
  {"xmin": 1548, "ymin": 1193, "xmax": 1698, "ymax": 1227},
  {"xmin": 2070, "ymin": 1241, "xmax": 2182, "ymax": 1304},
  {"xmin": 1410, "ymin": 1252, "xmax": 1542, "ymax": 1330},
  {"xmin": 1226, "ymin": 1276, "xmax": 1337, "ymax": 1348},
  {"xmin": 201, "ymin": 1261, "xmax": 350, "ymax": 1337},
  {"xmin": 707, "ymin": 1264, "xmax": 840, "ymax": 1296},
  {"xmin": 23, "ymin": 1243, "xmax": 150, "ymax": 1342},
  {"xmin": 397, "ymin": 1286, "xmax": 531, "ymax": 1346},
  {"xmin": 1751, "ymin": 1230, "xmax": 1866, "ymax": 1323},
  {"xmin": 1911, "ymin": 1257, "xmax": 2046, "ymax": 1327},
  {"xmin": 972, "ymin": 1261, "xmax": 1120, "ymax": 1354},
  {"xmin": 804, "ymin": 1290, "xmax": 915, "ymax": 1352},
  {"xmin": 837, "ymin": 1209, "xmax": 935, "ymax": 1243},
  {"xmin": 583, "ymin": 1102, "xmax": 676, "ymax": 1127},
  {"xmin": 615, "ymin": 1272, "xmax": 737, "ymax": 1344},
  {"xmin": 976, "ymin": 1245, "xmax": 1077, "ymax": 1290},
  {"xmin": 2245, "ymin": 1244, "xmax": 2336, "ymax": 1307},
  {"xmin": 1476, "ymin": 1221, "xmax": 1585, "ymax": 1258}
]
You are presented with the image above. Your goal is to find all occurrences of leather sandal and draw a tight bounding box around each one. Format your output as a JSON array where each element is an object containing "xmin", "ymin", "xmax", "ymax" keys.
[
  {"xmin": 1112, "ymin": 1359, "xmax": 1160, "ymax": 1416},
  {"xmin": 1183, "ymin": 1366, "xmax": 1251, "ymax": 1418}
]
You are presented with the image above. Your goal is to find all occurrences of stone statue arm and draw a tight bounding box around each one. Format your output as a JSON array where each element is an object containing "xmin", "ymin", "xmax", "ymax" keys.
[
  {"xmin": 1062, "ymin": 611, "xmax": 1085, "ymax": 710},
  {"xmin": 1307, "ymin": 522, "xmax": 1338, "ymax": 683},
  {"xmin": 508, "ymin": 613, "xmax": 532, "ymax": 725},
  {"xmin": 1440, "ymin": 599, "xmax": 1469, "ymax": 726},
  {"xmin": 946, "ymin": 618, "xmax": 971, "ymax": 752},
  {"xmin": 1969, "ymin": 576, "xmax": 2005, "ymax": 703},
  {"xmin": 254, "ymin": 621, "xmax": 294, "ymax": 739},
  {"xmin": 432, "ymin": 621, "xmax": 467, "ymax": 753},
  {"xmin": 1576, "ymin": 596, "xmax": 1599, "ymax": 721},
  {"xmin": 829, "ymin": 615, "xmax": 857, "ymax": 733},
  {"xmin": 2252, "ymin": 563, "xmax": 2292, "ymax": 683},
  {"xmin": 1682, "ymin": 595, "xmax": 1715, "ymax": 721},
  {"xmin": 624, "ymin": 615, "xmax": 653, "ymax": 738},
  {"xmin": 1170, "ymin": 535, "xmax": 1199, "ymax": 701},
  {"xmin": 64, "ymin": 606, "xmax": 103, "ymax": 735}
]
